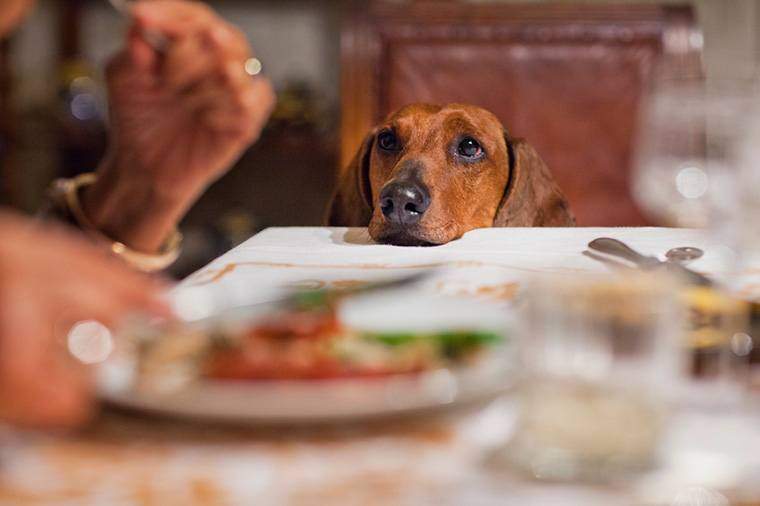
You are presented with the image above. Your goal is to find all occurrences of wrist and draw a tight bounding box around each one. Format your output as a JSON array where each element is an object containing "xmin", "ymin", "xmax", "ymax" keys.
[{"xmin": 81, "ymin": 153, "xmax": 201, "ymax": 253}]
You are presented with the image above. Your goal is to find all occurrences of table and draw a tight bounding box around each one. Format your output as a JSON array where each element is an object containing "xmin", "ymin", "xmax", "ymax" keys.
[
  {"xmin": 180, "ymin": 226, "xmax": 757, "ymax": 307},
  {"xmin": 1, "ymin": 227, "xmax": 759, "ymax": 506}
]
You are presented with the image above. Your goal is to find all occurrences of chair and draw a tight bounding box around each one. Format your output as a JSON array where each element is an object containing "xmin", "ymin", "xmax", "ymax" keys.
[{"xmin": 340, "ymin": 2, "xmax": 702, "ymax": 225}]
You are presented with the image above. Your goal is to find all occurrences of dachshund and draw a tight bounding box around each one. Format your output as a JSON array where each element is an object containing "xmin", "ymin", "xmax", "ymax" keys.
[{"xmin": 327, "ymin": 103, "xmax": 574, "ymax": 246}]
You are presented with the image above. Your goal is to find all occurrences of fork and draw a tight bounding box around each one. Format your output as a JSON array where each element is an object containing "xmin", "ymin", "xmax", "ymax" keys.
[{"xmin": 107, "ymin": 0, "xmax": 169, "ymax": 51}]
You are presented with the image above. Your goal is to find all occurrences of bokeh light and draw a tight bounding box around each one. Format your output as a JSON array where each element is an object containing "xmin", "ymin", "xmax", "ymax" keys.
[{"xmin": 67, "ymin": 320, "xmax": 114, "ymax": 364}]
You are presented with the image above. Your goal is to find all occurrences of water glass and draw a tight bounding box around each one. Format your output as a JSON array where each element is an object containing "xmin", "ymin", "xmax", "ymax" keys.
[{"xmin": 502, "ymin": 272, "xmax": 685, "ymax": 482}]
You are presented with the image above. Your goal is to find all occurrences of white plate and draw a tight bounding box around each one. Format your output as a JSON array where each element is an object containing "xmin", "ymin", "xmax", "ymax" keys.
[
  {"xmin": 98, "ymin": 292, "xmax": 516, "ymax": 424},
  {"xmin": 97, "ymin": 354, "xmax": 515, "ymax": 424}
]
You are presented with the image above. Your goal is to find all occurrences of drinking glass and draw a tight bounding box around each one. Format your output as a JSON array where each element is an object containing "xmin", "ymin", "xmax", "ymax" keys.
[
  {"xmin": 501, "ymin": 272, "xmax": 685, "ymax": 482},
  {"xmin": 680, "ymin": 286, "xmax": 752, "ymax": 410},
  {"xmin": 632, "ymin": 64, "xmax": 759, "ymax": 229}
]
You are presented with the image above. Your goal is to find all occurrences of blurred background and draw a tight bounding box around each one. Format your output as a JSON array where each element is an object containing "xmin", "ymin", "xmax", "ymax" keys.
[{"xmin": 0, "ymin": 0, "xmax": 757, "ymax": 277}]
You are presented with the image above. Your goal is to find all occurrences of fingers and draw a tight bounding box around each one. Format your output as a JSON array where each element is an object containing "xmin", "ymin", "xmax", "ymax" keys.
[
  {"xmin": 0, "ymin": 266, "xmax": 166, "ymax": 430},
  {"xmin": 0, "ymin": 365, "xmax": 94, "ymax": 429},
  {"xmin": 26, "ymin": 228, "xmax": 174, "ymax": 322},
  {"xmin": 132, "ymin": 2, "xmax": 256, "ymax": 86},
  {"xmin": 159, "ymin": 17, "xmax": 252, "ymax": 90},
  {"xmin": 52, "ymin": 278, "xmax": 170, "ymax": 329},
  {"xmin": 163, "ymin": 32, "xmax": 215, "ymax": 93},
  {"xmin": 0, "ymin": 216, "xmax": 172, "ymax": 429},
  {"xmin": 106, "ymin": 25, "xmax": 160, "ymax": 87},
  {"xmin": 113, "ymin": 0, "xmax": 276, "ymax": 135},
  {"xmin": 127, "ymin": 25, "xmax": 158, "ymax": 72},
  {"xmin": 160, "ymin": 25, "xmax": 248, "ymax": 94},
  {"xmin": 201, "ymin": 74, "xmax": 275, "ymax": 137},
  {"xmin": 132, "ymin": 1, "xmax": 219, "ymax": 38},
  {"xmin": 57, "ymin": 261, "xmax": 173, "ymax": 323},
  {"xmin": 207, "ymin": 21, "xmax": 251, "ymax": 64},
  {"xmin": 0, "ymin": 303, "xmax": 94, "ymax": 429},
  {"xmin": 178, "ymin": 52, "xmax": 274, "ymax": 132},
  {"xmin": 173, "ymin": 59, "xmax": 275, "ymax": 138},
  {"xmin": 133, "ymin": 0, "xmax": 249, "ymax": 59}
]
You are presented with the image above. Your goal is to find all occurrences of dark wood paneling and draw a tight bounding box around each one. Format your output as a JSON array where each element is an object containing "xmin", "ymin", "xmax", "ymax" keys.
[{"xmin": 0, "ymin": 40, "xmax": 15, "ymax": 205}]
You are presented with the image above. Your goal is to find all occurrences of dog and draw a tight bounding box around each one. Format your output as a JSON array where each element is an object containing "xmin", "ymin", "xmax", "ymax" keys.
[{"xmin": 327, "ymin": 103, "xmax": 574, "ymax": 246}]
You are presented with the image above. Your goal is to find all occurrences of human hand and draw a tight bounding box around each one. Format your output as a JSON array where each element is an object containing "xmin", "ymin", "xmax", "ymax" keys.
[
  {"xmin": 84, "ymin": 0, "xmax": 276, "ymax": 253},
  {"xmin": 0, "ymin": 212, "xmax": 171, "ymax": 428}
]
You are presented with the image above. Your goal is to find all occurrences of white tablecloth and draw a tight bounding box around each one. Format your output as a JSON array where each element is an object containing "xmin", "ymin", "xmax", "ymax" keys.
[{"xmin": 179, "ymin": 227, "xmax": 757, "ymax": 313}]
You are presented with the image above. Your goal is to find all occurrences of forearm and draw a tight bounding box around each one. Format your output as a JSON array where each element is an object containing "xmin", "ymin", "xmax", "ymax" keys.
[{"xmin": 80, "ymin": 152, "xmax": 203, "ymax": 253}]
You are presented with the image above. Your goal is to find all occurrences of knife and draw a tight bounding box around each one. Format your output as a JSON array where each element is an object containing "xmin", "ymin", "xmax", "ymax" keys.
[{"xmin": 587, "ymin": 237, "xmax": 713, "ymax": 286}]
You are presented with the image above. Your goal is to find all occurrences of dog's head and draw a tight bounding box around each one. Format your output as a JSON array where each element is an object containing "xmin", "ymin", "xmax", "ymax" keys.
[{"xmin": 328, "ymin": 103, "xmax": 573, "ymax": 246}]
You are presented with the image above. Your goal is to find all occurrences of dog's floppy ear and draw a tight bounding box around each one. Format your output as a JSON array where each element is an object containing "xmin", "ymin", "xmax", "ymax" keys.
[
  {"xmin": 326, "ymin": 132, "xmax": 375, "ymax": 226},
  {"xmin": 494, "ymin": 134, "xmax": 575, "ymax": 227}
]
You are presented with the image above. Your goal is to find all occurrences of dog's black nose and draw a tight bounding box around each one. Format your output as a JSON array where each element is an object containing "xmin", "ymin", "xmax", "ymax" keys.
[{"xmin": 379, "ymin": 181, "xmax": 431, "ymax": 225}]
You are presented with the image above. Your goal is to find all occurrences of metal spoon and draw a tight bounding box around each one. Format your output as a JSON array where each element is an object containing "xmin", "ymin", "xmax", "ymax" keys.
[
  {"xmin": 588, "ymin": 238, "xmax": 712, "ymax": 286},
  {"xmin": 665, "ymin": 246, "xmax": 704, "ymax": 265}
]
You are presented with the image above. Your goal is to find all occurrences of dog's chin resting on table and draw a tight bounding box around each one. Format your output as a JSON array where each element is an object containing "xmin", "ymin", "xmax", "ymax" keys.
[{"xmin": 326, "ymin": 103, "xmax": 575, "ymax": 246}]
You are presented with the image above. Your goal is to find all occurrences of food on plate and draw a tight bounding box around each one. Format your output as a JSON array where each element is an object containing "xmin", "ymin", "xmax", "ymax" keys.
[
  {"xmin": 134, "ymin": 286, "xmax": 506, "ymax": 384},
  {"xmin": 202, "ymin": 306, "xmax": 502, "ymax": 380}
]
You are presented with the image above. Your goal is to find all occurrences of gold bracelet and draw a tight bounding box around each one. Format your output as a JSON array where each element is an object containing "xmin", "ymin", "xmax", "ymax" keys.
[{"xmin": 51, "ymin": 173, "xmax": 183, "ymax": 273}]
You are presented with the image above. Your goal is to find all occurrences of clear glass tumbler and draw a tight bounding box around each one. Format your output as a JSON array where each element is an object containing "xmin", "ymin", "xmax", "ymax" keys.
[{"xmin": 503, "ymin": 272, "xmax": 685, "ymax": 482}]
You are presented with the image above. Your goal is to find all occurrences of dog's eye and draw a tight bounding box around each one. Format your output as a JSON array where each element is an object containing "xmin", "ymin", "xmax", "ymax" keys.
[
  {"xmin": 457, "ymin": 137, "xmax": 483, "ymax": 159},
  {"xmin": 377, "ymin": 131, "xmax": 399, "ymax": 151}
]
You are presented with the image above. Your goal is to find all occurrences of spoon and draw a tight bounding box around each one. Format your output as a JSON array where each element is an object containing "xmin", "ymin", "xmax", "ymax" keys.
[
  {"xmin": 665, "ymin": 246, "xmax": 704, "ymax": 265},
  {"xmin": 587, "ymin": 238, "xmax": 712, "ymax": 286}
]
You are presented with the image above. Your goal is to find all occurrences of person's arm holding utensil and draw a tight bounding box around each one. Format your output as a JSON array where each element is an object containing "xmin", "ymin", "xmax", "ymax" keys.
[
  {"xmin": 75, "ymin": 0, "xmax": 275, "ymax": 256},
  {"xmin": 0, "ymin": 0, "xmax": 273, "ymax": 429}
]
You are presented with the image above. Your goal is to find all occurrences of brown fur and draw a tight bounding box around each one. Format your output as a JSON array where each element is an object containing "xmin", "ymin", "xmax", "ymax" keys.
[{"xmin": 327, "ymin": 103, "xmax": 574, "ymax": 245}]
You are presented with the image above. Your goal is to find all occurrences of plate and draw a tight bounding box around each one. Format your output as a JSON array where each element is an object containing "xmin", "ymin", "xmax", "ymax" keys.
[
  {"xmin": 97, "ymin": 291, "xmax": 516, "ymax": 424},
  {"xmin": 97, "ymin": 355, "xmax": 514, "ymax": 424}
]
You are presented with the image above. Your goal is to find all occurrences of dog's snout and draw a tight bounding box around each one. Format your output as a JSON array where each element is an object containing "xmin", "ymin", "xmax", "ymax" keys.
[{"xmin": 379, "ymin": 181, "xmax": 431, "ymax": 225}]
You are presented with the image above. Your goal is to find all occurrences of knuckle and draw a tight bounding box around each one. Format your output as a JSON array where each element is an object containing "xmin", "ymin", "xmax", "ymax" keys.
[
  {"xmin": 231, "ymin": 28, "xmax": 250, "ymax": 52},
  {"xmin": 236, "ymin": 88, "xmax": 256, "ymax": 109},
  {"xmin": 220, "ymin": 63, "xmax": 239, "ymax": 84},
  {"xmin": 185, "ymin": 0, "xmax": 214, "ymax": 18},
  {"xmin": 253, "ymin": 79, "xmax": 277, "ymax": 111}
]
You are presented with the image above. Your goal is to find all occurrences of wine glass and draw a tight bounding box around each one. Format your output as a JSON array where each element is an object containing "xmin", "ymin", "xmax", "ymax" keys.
[{"xmin": 632, "ymin": 62, "xmax": 759, "ymax": 229}]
